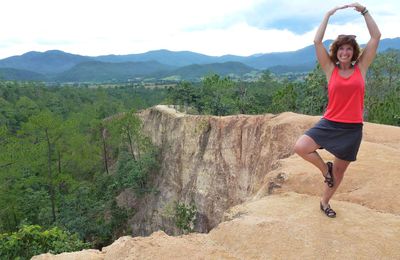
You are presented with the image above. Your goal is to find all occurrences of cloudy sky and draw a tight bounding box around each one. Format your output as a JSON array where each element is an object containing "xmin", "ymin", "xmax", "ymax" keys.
[{"xmin": 1, "ymin": 0, "xmax": 399, "ymax": 59}]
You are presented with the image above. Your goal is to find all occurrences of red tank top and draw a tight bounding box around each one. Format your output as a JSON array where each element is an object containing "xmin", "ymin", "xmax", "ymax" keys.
[{"xmin": 323, "ymin": 65, "xmax": 365, "ymax": 123}]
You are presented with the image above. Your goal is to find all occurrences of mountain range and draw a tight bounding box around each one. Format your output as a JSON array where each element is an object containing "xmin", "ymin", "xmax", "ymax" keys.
[{"xmin": 0, "ymin": 37, "xmax": 399, "ymax": 83}]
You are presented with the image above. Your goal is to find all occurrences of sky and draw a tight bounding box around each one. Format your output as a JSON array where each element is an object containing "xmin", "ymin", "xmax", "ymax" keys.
[{"xmin": 1, "ymin": 0, "xmax": 399, "ymax": 59}]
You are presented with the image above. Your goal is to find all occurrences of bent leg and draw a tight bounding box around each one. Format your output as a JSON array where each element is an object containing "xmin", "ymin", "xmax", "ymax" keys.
[
  {"xmin": 294, "ymin": 135, "xmax": 328, "ymax": 175},
  {"xmin": 321, "ymin": 157, "xmax": 351, "ymax": 205}
]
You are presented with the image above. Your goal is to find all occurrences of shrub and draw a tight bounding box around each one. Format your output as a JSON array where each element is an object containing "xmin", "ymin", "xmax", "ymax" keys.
[
  {"xmin": 174, "ymin": 202, "xmax": 197, "ymax": 233},
  {"xmin": 0, "ymin": 225, "xmax": 90, "ymax": 260}
]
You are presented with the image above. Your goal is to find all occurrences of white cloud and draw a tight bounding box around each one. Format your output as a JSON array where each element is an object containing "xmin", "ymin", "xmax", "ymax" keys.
[{"xmin": 0, "ymin": 0, "xmax": 399, "ymax": 58}]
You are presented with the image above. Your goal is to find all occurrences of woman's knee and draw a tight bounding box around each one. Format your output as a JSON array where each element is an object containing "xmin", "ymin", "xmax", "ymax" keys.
[
  {"xmin": 294, "ymin": 138, "xmax": 309, "ymax": 155},
  {"xmin": 293, "ymin": 141, "xmax": 304, "ymax": 155}
]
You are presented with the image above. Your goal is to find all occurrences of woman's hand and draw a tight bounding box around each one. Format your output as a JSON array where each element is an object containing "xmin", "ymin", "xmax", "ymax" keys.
[
  {"xmin": 327, "ymin": 5, "xmax": 348, "ymax": 16},
  {"xmin": 346, "ymin": 2, "xmax": 366, "ymax": 13}
]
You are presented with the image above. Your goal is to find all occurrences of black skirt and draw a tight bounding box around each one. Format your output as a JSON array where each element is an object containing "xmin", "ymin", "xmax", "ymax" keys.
[{"xmin": 305, "ymin": 118, "xmax": 363, "ymax": 161}]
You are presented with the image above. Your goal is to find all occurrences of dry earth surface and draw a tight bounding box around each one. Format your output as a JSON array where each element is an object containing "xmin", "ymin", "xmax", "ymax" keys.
[{"xmin": 33, "ymin": 106, "xmax": 400, "ymax": 260}]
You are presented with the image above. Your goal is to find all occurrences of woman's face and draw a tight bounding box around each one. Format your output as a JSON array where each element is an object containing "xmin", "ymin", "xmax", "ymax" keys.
[{"xmin": 337, "ymin": 44, "xmax": 354, "ymax": 64}]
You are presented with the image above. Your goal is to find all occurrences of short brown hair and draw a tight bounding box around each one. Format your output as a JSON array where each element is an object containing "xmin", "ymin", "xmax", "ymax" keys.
[{"xmin": 329, "ymin": 35, "xmax": 361, "ymax": 64}]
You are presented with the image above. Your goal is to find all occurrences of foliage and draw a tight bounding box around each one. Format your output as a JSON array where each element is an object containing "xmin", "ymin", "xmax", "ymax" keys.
[
  {"xmin": 56, "ymin": 183, "xmax": 110, "ymax": 246},
  {"xmin": 0, "ymin": 81, "xmax": 163, "ymax": 249},
  {"xmin": 115, "ymin": 149, "xmax": 159, "ymax": 196},
  {"xmin": 166, "ymin": 81, "xmax": 198, "ymax": 113},
  {"xmin": 0, "ymin": 225, "xmax": 89, "ymax": 260},
  {"xmin": 167, "ymin": 72, "xmax": 284, "ymax": 116},
  {"xmin": 270, "ymin": 82, "xmax": 298, "ymax": 113},
  {"xmin": 174, "ymin": 202, "xmax": 197, "ymax": 233},
  {"xmin": 366, "ymin": 50, "xmax": 400, "ymax": 125},
  {"xmin": 296, "ymin": 64, "xmax": 328, "ymax": 115}
]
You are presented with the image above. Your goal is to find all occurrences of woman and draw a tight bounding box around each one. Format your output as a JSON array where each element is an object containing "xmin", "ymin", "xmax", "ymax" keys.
[{"xmin": 294, "ymin": 3, "xmax": 381, "ymax": 218}]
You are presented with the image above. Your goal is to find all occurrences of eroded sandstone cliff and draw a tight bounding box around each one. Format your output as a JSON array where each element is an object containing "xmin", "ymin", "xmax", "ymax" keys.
[
  {"xmin": 33, "ymin": 105, "xmax": 400, "ymax": 259},
  {"xmin": 127, "ymin": 105, "xmax": 320, "ymax": 235}
]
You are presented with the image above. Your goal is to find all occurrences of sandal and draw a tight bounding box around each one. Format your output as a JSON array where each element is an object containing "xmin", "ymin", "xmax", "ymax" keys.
[
  {"xmin": 323, "ymin": 162, "xmax": 334, "ymax": 188},
  {"xmin": 320, "ymin": 202, "xmax": 336, "ymax": 218}
]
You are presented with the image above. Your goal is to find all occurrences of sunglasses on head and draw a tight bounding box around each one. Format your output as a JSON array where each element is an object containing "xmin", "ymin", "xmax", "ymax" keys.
[{"xmin": 338, "ymin": 34, "xmax": 357, "ymax": 39}]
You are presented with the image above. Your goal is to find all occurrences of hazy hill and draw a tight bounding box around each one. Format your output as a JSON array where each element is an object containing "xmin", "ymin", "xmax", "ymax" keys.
[
  {"xmin": 251, "ymin": 37, "xmax": 400, "ymax": 71},
  {"xmin": 92, "ymin": 37, "xmax": 399, "ymax": 70},
  {"xmin": 375, "ymin": 37, "xmax": 400, "ymax": 51},
  {"xmin": 0, "ymin": 68, "xmax": 47, "ymax": 81},
  {"xmin": 95, "ymin": 49, "xmax": 219, "ymax": 67},
  {"xmin": 244, "ymin": 41, "xmax": 328, "ymax": 69},
  {"xmin": 55, "ymin": 61, "xmax": 256, "ymax": 82},
  {"xmin": 0, "ymin": 37, "xmax": 399, "ymax": 82},
  {"xmin": 155, "ymin": 61, "xmax": 257, "ymax": 81},
  {"xmin": 0, "ymin": 50, "xmax": 92, "ymax": 74},
  {"xmin": 55, "ymin": 60, "xmax": 173, "ymax": 82}
]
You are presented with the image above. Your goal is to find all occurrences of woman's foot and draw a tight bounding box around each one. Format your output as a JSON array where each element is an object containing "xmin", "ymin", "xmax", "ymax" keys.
[
  {"xmin": 320, "ymin": 201, "xmax": 336, "ymax": 218},
  {"xmin": 323, "ymin": 162, "xmax": 334, "ymax": 188}
]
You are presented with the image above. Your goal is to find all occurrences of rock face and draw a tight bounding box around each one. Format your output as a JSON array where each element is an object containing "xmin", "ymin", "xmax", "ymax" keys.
[
  {"xmin": 33, "ymin": 106, "xmax": 400, "ymax": 259},
  {"xmin": 129, "ymin": 105, "xmax": 316, "ymax": 235}
]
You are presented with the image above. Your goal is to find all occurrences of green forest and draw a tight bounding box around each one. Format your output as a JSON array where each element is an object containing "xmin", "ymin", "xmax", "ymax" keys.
[{"xmin": 1, "ymin": 50, "xmax": 399, "ymax": 259}]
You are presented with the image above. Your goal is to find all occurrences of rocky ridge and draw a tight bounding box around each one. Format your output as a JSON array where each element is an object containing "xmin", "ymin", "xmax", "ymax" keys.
[{"xmin": 33, "ymin": 105, "xmax": 400, "ymax": 259}]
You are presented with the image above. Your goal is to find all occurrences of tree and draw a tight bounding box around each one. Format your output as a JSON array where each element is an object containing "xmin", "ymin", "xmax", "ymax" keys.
[
  {"xmin": 0, "ymin": 124, "xmax": 50, "ymax": 231},
  {"xmin": 0, "ymin": 126, "xmax": 20, "ymax": 231},
  {"xmin": 366, "ymin": 50, "xmax": 400, "ymax": 125},
  {"xmin": 296, "ymin": 64, "xmax": 328, "ymax": 115},
  {"xmin": 0, "ymin": 80, "xmax": 166, "ymax": 246},
  {"xmin": 108, "ymin": 110, "xmax": 160, "ymax": 195},
  {"xmin": 200, "ymin": 74, "xmax": 236, "ymax": 115},
  {"xmin": 0, "ymin": 97, "xmax": 16, "ymax": 131},
  {"xmin": 167, "ymin": 81, "xmax": 197, "ymax": 112},
  {"xmin": 271, "ymin": 82, "xmax": 298, "ymax": 113},
  {"xmin": 15, "ymin": 96, "xmax": 40, "ymax": 128},
  {"xmin": 112, "ymin": 110, "xmax": 143, "ymax": 161},
  {"xmin": 233, "ymin": 81, "xmax": 259, "ymax": 114},
  {"xmin": 20, "ymin": 111, "xmax": 63, "ymax": 223}
]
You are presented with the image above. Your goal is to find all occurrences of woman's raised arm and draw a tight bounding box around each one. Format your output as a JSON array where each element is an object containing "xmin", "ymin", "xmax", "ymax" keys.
[
  {"xmin": 348, "ymin": 3, "xmax": 381, "ymax": 75},
  {"xmin": 314, "ymin": 6, "xmax": 347, "ymax": 77}
]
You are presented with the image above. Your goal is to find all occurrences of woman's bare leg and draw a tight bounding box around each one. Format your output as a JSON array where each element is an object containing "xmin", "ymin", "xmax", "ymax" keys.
[
  {"xmin": 321, "ymin": 157, "xmax": 350, "ymax": 205},
  {"xmin": 294, "ymin": 135, "xmax": 328, "ymax": 175},
  {"xmin": 294, "ymin": 135, "xmax": 352, "ymax": 214}
]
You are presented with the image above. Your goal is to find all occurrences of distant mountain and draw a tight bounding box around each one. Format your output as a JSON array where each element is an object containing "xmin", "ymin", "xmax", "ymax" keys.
[
  {"xmin": 95, "ymin": 50, "xmax": 261, "ymax": 68},
  {"xmin": 244, "ymin": 41, "xmax": 333, "ymax": 70},
  {"xmin": 0, "ymin": 68, "xmax": 47, "ymax": 81},
  {"xmin": 244, "ymin": 37, "xmax": 400, "ymax": 71},
  {"xmin": 0, "ymin": 50, "xmax": 92, "ymax": 74},
  {"xmin": 55, "ymin": 61, "xmax": 254, "ymax": 82},
  {"xmin": 0, "ymin": 37, "xmax": 398, "ymax": 82},
  {"xmin": 155, "ymin": 61, "xmax": 257, "ymax": 81},
  {"xmin": 375, "ymin": 37, "xmax": 400, "ymax": 52},
  {"xmin": 96, "ymin": 50, "xmax": 221, "ymax": 67},
  {"xmin": 54, "ymin": 60, "xmax": 174, "ymax": 82},
  {"xmin": 92, "ymin": 38, "xmax": 400, "ymax": 70}
]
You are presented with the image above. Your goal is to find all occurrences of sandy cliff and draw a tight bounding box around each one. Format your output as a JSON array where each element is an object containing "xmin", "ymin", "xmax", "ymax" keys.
[{"xmin": 33, "ymin": 105, "xmax": 400, "ymax": 259}]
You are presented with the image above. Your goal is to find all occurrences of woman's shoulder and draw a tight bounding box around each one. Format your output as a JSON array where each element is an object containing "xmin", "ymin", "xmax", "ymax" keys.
[
  {"xmin": 352, "ymin": 63, "xmax": 367, "ymax": 80},
  {"xmin": 354, "ymin": 61, "xmax": 369, "ymax": 79},
  {"xmin": 329, "ymin": 64, "xmax": 339, "ymax": 76},
  {"xmin": 323, "ymin": 62, "xmax": 337, "ymax": 82},
  {"xmin": 353, "ymin": 63, "xmax": 363, "ymax": 73}
]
